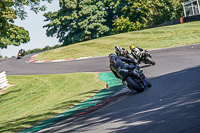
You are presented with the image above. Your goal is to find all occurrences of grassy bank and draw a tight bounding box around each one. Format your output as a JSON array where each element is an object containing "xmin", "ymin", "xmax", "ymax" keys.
[
  {"xmin": 0, "ymin": 73, "xmax": 105, "ymax": 132},
  {"xmin": 37, "ymin": 21, "xmax": 200, "ymax": 60}
]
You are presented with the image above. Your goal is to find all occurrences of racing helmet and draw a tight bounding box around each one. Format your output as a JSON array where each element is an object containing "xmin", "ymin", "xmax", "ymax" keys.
[
  {"xmin": 109, "ymin": 53, "xmax": 116, "ymax": 63},
  {"xmin": 109, "ymin": 53, "xmax": 115, "ymax": 59},
  {"xmin": 130, "ymin": 45, "xmax": 135, "ymax": 51}
]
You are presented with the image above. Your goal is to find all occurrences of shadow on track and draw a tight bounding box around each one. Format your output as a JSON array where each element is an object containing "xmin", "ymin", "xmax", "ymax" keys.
[
  {"xmin": 140, "ymin": 64, "xmax": 151, "ymax": 69},
  {"xmin": 46, "ymin": 66, "xmax": 200, "ymax": 133}
]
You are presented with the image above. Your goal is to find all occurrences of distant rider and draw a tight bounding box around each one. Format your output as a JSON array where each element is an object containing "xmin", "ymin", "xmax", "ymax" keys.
[
  {"xmin": 18, "ymin": 48, "xmax": 26, "ymax": 56},
  {"xmin": 130, "ymin": 45, "xmax": 145, "ymax": 63}
]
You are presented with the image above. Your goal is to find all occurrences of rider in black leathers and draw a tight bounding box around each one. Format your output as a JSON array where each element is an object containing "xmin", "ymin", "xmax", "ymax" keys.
[{"xmin": 109, "ymin": 53, "xmax": 139, "ymax": 81}]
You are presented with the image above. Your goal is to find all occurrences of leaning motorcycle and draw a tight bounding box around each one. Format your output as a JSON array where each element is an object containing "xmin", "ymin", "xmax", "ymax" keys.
[
  {"xmin": 131, "ymin": 50, "xmax": 156, "ymax": 65},
  {"xmin": 115, "ymin": 46, "xmax": 155, "ymax": 65},
  {"xmin": 115, "ymin": 46, "xmax": 137, "ymax": 63},
  {"xmin": 115, "ymin": 46, "xmax": 128, "ymax": 56},
  {"xmin": 110, "ymin": 64, "xmax": 151, "ymax": 93}
]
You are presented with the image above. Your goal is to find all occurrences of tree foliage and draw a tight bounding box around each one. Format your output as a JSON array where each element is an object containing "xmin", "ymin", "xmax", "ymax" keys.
[
  {"xmin": 119, "ymin": 0, "xmax": 187, "ymax": 29},
  {"xmin": 112, "ymin": 16, "xmax": 146, "ymax": 34},
  {"xmin": 0, "ymin": 0, "xmax": 52, "ymax": 48},
  {"xmin": 144, "ymin": 0, "xmax": 178, "ymax": 27},
  {"xmin": 101, "ymin": 0, "xmax": 122, "ymax": 30},
  {"xmin": 44, "ymin": 0, "xmax": 111, "ymax": 45},
  {"xmin": 44, "ymin": 0, "xmax": 188, "ymax": 44},
  {"xmin": 112, "ymin": 16, "xmax": 135, "ymax": 34},
  {"xmin": 25, "ymin": 44, "xmax": 62, "ymax": 55}
]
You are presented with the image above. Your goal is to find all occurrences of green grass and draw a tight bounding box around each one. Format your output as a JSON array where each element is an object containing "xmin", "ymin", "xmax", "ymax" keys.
[
  {"xmin": 0, "ymin": 73, "xmax": 105, "ymax": 133},
  {"xmin": 37, "ymin": 21, "xmax": 200, "ymax": 60}
]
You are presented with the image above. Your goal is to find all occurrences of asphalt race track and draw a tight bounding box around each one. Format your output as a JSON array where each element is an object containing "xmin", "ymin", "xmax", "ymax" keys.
[
  {"xmin": 0, "ymin": 55, "xmax": 110, "ymax": 75},
  {"xmin": 0, "ymin": 44, "xmax": 200, "ymax": 76},
  {"xmin": 1, "ymin": 44, "xmax": 200, "ymax": 133}
]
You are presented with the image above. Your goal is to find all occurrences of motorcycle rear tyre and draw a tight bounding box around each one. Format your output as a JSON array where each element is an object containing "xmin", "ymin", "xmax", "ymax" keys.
[
  {"xmin": 146, "ymin": 57, "xmax": 155, "ymax": 65},
  {"xmin": 126, "ymin": 76, "xmax": 144, "ymax": 93}
]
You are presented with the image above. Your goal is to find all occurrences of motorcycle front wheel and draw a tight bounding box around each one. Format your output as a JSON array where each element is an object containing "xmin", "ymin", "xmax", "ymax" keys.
[
  {"xmin": 146, "ymin": 78, "xmax": 152, "ymax": 87},
  {"xmin": 126, "ymin": 76, "xmax": 144, "ymax": 93}
]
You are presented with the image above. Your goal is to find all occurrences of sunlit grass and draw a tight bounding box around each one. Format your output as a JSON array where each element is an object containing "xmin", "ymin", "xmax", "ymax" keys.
[
  {"xmin": 0, "ymin": 73, "xmax": 105, "ymax": 133},
  {"xmin": 36, "ymin": 21, "xmax": 200, "ymax": 60}
]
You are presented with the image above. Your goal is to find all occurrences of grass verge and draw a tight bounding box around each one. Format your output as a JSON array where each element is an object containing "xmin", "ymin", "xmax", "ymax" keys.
[
  {"xmin": 0, "ymin": 73, "xmax": 105, "ymax": 133},
  {"xmin": 37, "ymin": 21, "xmax": 200, "ymax": 60}
]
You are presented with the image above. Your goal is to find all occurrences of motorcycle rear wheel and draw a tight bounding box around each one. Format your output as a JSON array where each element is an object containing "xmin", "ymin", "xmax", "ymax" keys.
[
  {"xmin": 145, "ymin": 56, "xmax": 156, "ymax": 65},
  {"xmin": 126, "ymin": 76, "xmax": 144, "ymax": 93}
]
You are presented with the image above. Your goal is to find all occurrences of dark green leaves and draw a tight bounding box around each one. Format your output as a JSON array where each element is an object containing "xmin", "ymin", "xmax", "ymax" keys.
[
  {"xmin": 0, "ymin": 0, "xmax": 52, "ymax": 48},
  {"xmin": 44, "ymin": 0, "xmax": 187, "ymax": 44},
  {"xmin": 44, "ymin": 0, "xmax": 109, "ymax": 45}
]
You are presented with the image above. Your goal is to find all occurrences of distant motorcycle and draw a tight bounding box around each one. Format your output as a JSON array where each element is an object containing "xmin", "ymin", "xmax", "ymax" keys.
[
  {"xmin": 17, "ymin": 53, "xmax": 22, "ymax": 59},
  {"xmin": 131, "ymin": 50, "xmax": 156, "ymax": 65},
  {"xmin": 17, "ymin": 49, "xmax": 25, "ymax": 60},
  {"xmin": 115, "ymin": 45, "xmax": 155, "ymax": 65}
]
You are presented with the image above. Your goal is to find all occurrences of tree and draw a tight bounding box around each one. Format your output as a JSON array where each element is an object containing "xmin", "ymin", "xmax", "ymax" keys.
[
  {"xmin": 113, "ymin": 0, "xmax": 187, "ymax": 31},
  {"xmin": 144, "ymin": 0, "xmax": 175, "ymax": 27},
  {"xmin": 43, "ymin": 45, "xmax": 51, "ymax": 51},
  {"xmin": 0, "ymin": 0, "xmax": 52, "ymax": 48},
  {"xmin": 44, "ymin": 0, "xmax": 188, "ymax": 42},
  {"xmin": 101, "ymin": 0, "xmax": 123, "ymax": 31},
  {"xmin": 170, "ymin": 0, "xmax": 188, "ymax": 19},
  {"xmin": 112, "ymin": 16, "xmax": 135, "ymax": 34},
  {"xmin": 44, "ymin": 0, "xmax": 110, "ymax": 45}
]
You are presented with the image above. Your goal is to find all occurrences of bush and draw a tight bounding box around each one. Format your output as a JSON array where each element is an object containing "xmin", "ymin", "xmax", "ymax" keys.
[{"xmin": 25, "ymin": 44, "xmax": 62, "ymax": 55}]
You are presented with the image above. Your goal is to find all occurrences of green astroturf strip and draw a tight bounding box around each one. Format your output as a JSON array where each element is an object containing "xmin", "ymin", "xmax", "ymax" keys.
[{"xmin": 20, "ymin": 72, "xmax": 123, "ymax": 133}]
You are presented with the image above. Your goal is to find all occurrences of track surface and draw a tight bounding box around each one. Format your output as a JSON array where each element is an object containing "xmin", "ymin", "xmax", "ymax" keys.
[
  {"xmin": 0, "ymin": 44, "xmax": 200, "ymax": 76},
  {"xmin": 0, "ymin": 54, "xmax": 110, "ymax": 75},
  {"xmin": 1, "ymin": 44, "xmax": 200, "ymax": 132}
]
